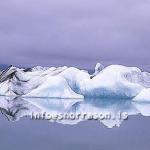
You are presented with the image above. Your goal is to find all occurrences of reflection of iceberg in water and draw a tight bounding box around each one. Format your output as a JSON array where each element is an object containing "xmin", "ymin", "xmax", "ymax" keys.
[
  {"xmin": 68, "ymin": 99, "xmax": 139, "ymax": 128},
  {"xmin": 1, "ymin": 96, "xmax": 150, "ymax": 128}
]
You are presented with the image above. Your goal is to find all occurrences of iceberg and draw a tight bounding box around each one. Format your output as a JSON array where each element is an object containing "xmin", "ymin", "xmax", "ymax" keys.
[
  {"xmin": 0, "ymin": 63, "xmax": 149, "ymax": 101},
  {"xmin": 133, "ymin": 88, "xmax": 150, "ymax": 102}
]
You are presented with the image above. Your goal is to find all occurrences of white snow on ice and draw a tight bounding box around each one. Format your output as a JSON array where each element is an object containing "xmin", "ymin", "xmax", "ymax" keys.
[{"xmin": 0, "ymin": 63, "xmax": 149, "ymax": 101}]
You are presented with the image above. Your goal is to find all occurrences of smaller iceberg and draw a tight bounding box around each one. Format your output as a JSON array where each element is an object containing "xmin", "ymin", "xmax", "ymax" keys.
[{"xmin": 133, "ymin": 88, "xmax": 150, "ymax": 102}]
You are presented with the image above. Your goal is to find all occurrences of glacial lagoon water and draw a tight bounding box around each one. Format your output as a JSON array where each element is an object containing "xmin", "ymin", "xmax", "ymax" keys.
[{"xmin": 0, "ymin": 96, "xmax": 150, "ymax": 150}]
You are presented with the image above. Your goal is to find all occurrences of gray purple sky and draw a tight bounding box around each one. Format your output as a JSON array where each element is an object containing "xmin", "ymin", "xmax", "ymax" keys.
[{"xmin": 0, "ymin": 0, "xmax": 150, "ymax": 68}]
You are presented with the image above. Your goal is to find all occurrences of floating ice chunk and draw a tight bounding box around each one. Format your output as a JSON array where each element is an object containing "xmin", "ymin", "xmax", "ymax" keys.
[
  {"xmin": 132, "ymin": 101, "xmax": 150, "ymax": 116},
  {"xmin": 0, "ymin": 64, "xmax": 150, "ymax": 99},
  {"xmin": 133, "ymin": 88, "xmax": 150, "ymax": 102}
]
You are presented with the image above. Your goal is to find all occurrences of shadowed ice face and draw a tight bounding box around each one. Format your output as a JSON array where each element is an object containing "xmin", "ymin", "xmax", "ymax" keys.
[{"xmin": 0, "ymin": 0, "xmax": 150, "ymax": 68}]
